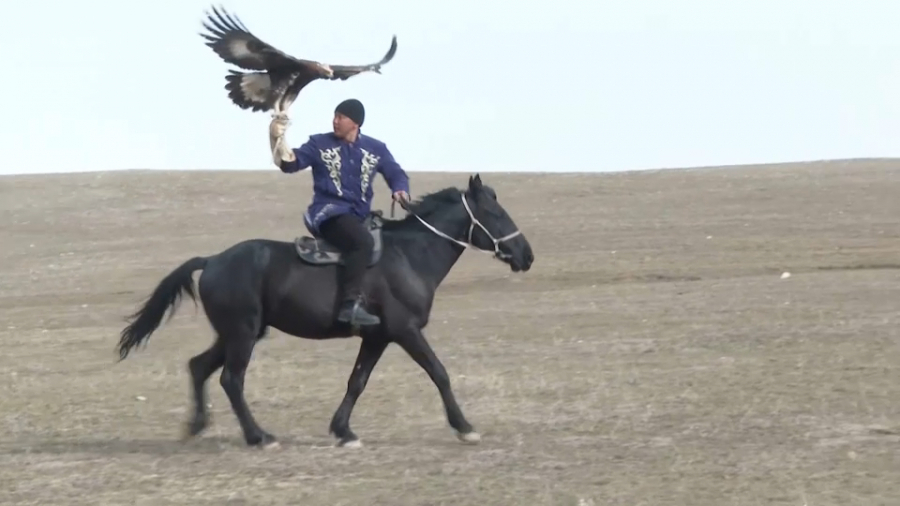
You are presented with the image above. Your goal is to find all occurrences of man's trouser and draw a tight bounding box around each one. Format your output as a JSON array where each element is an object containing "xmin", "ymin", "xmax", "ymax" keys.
[{"xmin": 318, "ymin": 213, "xmax": 374, "ymax": 303}]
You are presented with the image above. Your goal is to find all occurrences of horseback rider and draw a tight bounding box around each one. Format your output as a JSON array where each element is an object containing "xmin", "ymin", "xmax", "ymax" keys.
[{"xmin": 269, "ymin": 98, "xmax": 411, "ymax": 327}]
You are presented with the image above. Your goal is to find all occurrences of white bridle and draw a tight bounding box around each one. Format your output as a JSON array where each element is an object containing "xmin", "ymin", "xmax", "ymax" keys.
[{"xmin": 398, "ymin": 192, "xmax": 522, "ymax": 259}]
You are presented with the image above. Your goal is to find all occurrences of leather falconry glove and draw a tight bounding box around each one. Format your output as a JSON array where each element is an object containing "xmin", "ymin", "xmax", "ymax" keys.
[{"xmin": 269, "ymin": 114, "xmax": 296, "ymax": 165}]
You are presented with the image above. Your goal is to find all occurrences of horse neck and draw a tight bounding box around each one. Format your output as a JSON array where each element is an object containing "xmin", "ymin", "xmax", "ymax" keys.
[{"xmin": 395, "ymin": 199, "xmax": 471, "ymax": 287}]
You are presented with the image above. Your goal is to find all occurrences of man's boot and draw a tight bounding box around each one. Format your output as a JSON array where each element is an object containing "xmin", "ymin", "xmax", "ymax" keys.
[{"xmin": 337, "ymin": 297, "xmax": 381, "ymax": 326}]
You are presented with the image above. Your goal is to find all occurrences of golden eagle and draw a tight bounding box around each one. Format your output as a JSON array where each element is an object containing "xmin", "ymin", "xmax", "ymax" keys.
[{"xmin": 199, "ymin": 5, "xmax": 398, "ymax": 116}]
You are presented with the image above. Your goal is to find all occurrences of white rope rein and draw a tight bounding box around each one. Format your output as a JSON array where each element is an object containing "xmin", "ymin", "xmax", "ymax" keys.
[{"xmin": 393, "ymin": 192, "xmax": 521, "ymax": 258}]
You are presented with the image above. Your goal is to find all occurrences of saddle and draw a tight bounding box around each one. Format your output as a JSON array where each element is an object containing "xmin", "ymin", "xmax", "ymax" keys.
[{"xmin": 294, "ymin": 211, "xmax": 384, "ymax": 266}]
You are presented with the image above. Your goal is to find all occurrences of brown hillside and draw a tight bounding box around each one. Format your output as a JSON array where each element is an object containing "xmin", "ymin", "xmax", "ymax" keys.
[{"xmin": 1, "ymin": 159, "xmax": 898, "ymax": 505}]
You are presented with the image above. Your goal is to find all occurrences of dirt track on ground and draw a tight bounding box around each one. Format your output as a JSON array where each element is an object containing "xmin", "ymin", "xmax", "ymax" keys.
[{"xmin": 1, "ymin": 160, "xmax": 898, "ymax": 505}]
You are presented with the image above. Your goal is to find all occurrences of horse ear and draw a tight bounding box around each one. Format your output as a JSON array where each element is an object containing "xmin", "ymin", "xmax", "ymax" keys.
[{"xmin": 469, "ymin": 173, "xmax": 482, "ymax": 191}]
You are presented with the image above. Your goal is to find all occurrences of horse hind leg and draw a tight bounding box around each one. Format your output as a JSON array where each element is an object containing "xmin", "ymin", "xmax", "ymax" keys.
[
  {"xmin": 183, "ymin": 338, "xmax": 226, "ymax": 441},
  {"xmin": 200, "ymin": 285, "xmax": 277, "ymax": 449},
  {"xmin": 182, "ymin": 327, "xmax": 268, "ymax": 442},
  {"xmin": 217, "ymin": 320, "xmax": 279, "ymax": 449}
]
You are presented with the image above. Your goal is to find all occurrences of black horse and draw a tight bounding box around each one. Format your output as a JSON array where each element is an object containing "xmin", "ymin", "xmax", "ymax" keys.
[{"xmin": 116, "ymin": 174, "xmax": 534, "ymax": 448}]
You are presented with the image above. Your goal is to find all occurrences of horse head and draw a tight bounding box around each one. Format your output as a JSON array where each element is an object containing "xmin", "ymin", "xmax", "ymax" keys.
[{"xmin": 460, "ymin": 174, "xmax": 534, "ymax": 272}]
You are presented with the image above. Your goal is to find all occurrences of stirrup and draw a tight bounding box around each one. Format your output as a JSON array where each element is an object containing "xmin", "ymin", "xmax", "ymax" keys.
[{"xmin": 339, "ymin": 299, "xmax": 380, "ymax": 326}]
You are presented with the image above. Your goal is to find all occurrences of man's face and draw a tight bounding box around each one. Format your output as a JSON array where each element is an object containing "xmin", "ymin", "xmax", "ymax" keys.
[{"xmin": 332, "ymin": 112, "xmax": 358, "ymax": 139}]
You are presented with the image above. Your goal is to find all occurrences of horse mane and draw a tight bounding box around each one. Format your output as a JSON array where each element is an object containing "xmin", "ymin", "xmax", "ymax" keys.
[{"xmin": 380, "ymin": 186, "xmax": 464, "ymax": 232}]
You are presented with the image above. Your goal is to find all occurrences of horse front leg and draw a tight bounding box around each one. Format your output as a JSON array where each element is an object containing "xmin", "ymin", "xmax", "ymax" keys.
[
  {"xmin": 394, "ymin": 327, "xmax": 480, "ymax": 444},
  {"xmin": 329, "ymin": 336, "xmax": 389, "ymax": 447}
]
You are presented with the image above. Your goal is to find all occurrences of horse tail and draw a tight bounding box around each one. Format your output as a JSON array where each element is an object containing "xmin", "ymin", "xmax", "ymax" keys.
[{"xmin": 117, "ymin": 256, "xmax": 208, "ymax": 361}]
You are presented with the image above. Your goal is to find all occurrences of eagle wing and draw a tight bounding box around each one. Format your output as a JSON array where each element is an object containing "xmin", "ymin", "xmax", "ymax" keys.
[
  {"xmin": 328, "ymin": 35, "xmax": 399, "ymax": 80},
  {"xmin": 200, "ymin": 5, "xmax": 399, "ymax": 113},
  {"xmin": 199, "ymin": 5, "xmax": 324, "ymax": 73}
]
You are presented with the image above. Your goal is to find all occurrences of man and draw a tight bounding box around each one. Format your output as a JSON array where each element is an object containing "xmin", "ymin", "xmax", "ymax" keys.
[{"xmin": 269, "ymin": 98, "xmax": 410, "ymax": 327}]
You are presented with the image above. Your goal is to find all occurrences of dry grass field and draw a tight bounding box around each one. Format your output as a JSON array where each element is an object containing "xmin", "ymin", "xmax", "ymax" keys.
[{"xmin": 1, "ymin": 160, "xmax": 898, "ymax": 505}]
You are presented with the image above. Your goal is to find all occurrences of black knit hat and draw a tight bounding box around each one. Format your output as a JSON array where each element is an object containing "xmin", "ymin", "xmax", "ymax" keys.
[{"xmin": 335, "ymin": 98, "xmax": 365, "ymax": 127}]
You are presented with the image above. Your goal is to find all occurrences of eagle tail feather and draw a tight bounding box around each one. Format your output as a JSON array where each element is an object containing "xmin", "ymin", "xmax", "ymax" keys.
[{"xmin": 224, "ymin": 70, "xmax": 276, "ymax": 113}]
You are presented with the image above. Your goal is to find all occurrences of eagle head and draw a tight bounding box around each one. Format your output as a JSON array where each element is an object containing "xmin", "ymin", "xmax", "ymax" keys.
[{"xmin": 316, "ymin": 63, "xmax": 334, "ymax": 78}]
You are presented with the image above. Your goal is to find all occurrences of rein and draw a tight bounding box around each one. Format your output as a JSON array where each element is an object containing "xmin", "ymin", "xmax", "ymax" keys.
[{"xmin": 390, "ymin": 192, "xmax": 521, "ymax": 259}]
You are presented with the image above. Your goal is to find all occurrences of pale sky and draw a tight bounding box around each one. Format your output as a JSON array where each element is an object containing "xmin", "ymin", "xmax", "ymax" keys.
[{"xmin": 2, "ymin": 0, "xmax": 899, "ymax": 175}]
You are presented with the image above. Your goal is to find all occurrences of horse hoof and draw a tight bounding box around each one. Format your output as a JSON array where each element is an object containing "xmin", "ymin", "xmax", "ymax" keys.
[
  {"xmin": 182, "ymin": 416, "xmax": 209, "ymax": 441},
  {"xmin": 457, "ymin": 431, "xmax": 481, "ymax": 444},
  {"xmin": 181, "ymin": 423, "xmax": 206, "ymax": 443},
  {"xmin": 336, "ymin": 438, "xmax": 363, "ymax": 449},
  {"xmin": 250, "ymin": 432, "xmax": 279, "ymax": 449}
]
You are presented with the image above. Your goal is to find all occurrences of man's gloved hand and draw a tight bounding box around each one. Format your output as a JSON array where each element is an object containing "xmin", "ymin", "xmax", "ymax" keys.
[
  {"xmin": 269, "ymin": 114, "xmax": 290, "ymax": 138},
  {"xmin": 269, "ymin": 113, "xmax": 295, "ymax": 164}
]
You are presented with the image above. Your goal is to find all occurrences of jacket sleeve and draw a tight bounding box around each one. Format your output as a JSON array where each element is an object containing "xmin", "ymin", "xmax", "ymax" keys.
[
  {"xmin": 377, "ymin": 143, "xmax": 410, "ymax": 194},
  {"xmin": 279, "ymin": 137, "xmax": 318, "ymax": 174}
]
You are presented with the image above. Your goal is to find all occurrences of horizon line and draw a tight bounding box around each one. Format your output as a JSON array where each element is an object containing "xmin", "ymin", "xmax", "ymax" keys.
[{"xmin": 1, "ymin": 157, "xmax": 898, "ymax": 179}]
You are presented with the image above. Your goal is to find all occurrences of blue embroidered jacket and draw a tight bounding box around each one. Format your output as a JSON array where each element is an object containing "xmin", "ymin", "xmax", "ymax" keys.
[{"xmin": 279, "ymin": 131, "xmax": 410, "ymax": 235}]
